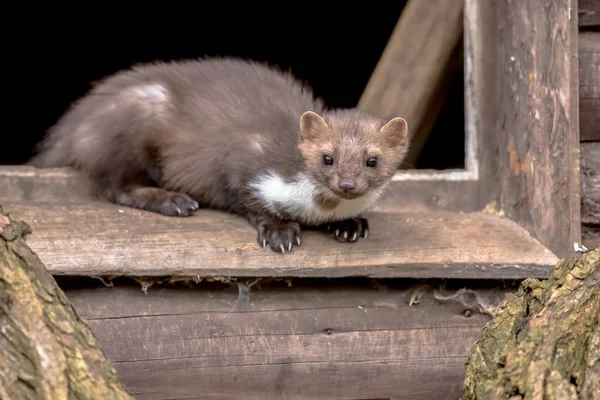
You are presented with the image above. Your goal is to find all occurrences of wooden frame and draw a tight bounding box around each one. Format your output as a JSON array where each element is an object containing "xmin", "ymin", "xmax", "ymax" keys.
[{"xmin": 373, "ymin": 0, "xmax": 582, "ymax": 258}]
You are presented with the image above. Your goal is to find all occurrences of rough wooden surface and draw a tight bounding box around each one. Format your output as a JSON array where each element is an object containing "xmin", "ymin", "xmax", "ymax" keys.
[
  {"xmin": 579, "ymin": 0, "xmax": 600, "ymax": 27},
  {"xmin": 358, "ymin": 0, "xmax": 464, "ymax": 164},
  {"xmin": 579, "ymin": 31, "xmax": 600, "ymax": 142},
  {"xmin": 0, "ymin": 166, "xmax": 94, "ymax": 203},
  {"xmin": 0, "ymin": 205, "xmax": 133, "ymax": 400},
  {"xmin": 0, "ymin": 201, "xmax": 558, "ymax": 279},
  {"xmin": 61, "ymin": 278, "xmax": 508, "ymax": 400},
  {"xmin": 466, "ymin": 0, "xmax": 501, "ymax": 211},
  {"xmin": 490, "ymin": 0, "xmax": 581, "ymax": 258},
  {"xmin": 462, "ymin": 248, "xmax": 600, "ymax": 400},
  {"xmin": 581, "ymin": 142, "xmax": 600, "ymax": 225}
]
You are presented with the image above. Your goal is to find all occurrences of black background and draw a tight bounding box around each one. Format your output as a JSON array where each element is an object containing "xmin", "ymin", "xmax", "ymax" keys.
[{"xmin": 3, "ymin": 4, "xmax": 464, "ymax": 169}]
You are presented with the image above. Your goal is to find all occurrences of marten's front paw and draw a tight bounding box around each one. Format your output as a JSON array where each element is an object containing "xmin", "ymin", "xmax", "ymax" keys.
[
  {"xmin": 156, "ymin": 192, "xmax": 200, "ymax": 217},
  {"xmin": 114, "ymin": 187, "xmax": 200, "ymax": 217},
  {"xmin": 325, "ymin": 217, "xmax": 369, "ymax": 242},
  {"xmin": 257, "ymin": 221, "xmax": 302, "ymax": 253}
]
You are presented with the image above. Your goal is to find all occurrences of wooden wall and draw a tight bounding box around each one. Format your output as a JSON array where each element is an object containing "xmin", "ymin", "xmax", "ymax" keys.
[
  {"xmin": 59, "ymin": 278, "xmax": 512, "ymax": 400},
  {"xmin": 579, "ymin": 0, "xmax": 600, "ymax": 250}
]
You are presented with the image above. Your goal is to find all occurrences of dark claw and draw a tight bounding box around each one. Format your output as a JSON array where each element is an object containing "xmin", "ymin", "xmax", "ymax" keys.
[
  {"xmin": 324, "ymin": 217, "xmax": 369, "ymax": 243},
  {"xmin": 257, "ymin": 221, "xmax": 302, "ymax": 253}
]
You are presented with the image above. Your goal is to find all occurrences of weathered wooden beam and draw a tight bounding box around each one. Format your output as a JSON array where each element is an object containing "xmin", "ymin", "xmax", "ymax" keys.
[
  {"xmin": 357, "ymin": 0, "xmax": 464, "ymax": 166},
  {"xmin": 0, "ymin": 206, "xmax": 133, "ymax": 399},
  {"xmin": 581, "ymin": 142, "xmax": 600, "ymax": 224},
  {"xmin": 0, "ymin": 166, "xmax": 92, "ymax": 203},
  {"xmin": 579, "ymin": 31, "xmax": 600, "ymax": 142},
  {"xmin": 480, "ymin": 0, "xmax": 581, "ymax": 258},
  {"xmin": 579, "ymin": 0, "xmax": 600, "ymax": 27},
  {"xmin": 0, "ymin": 201, "xmax": 558, "ymax": 280},
  {"xmin": 462, "ymin": 248, "xmax": 600, "ymax": 399},
  {"xmin": 62, "ymin": 278, "xmax": 508, "ymax": 400}
]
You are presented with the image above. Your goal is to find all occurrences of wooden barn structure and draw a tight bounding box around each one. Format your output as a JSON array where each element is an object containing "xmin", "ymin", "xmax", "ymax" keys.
[{"xmin": 0, "ymin": 1, "xmax": 598, "ymax": 398}]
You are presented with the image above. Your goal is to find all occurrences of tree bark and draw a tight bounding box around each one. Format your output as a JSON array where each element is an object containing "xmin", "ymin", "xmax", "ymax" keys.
[
  {"xmin": 462, "ymin": 248, "xmax": 600, "ymax": 400},
  {"xmin": 0, "ymin": 205, "xmax": 133, "ymax": 400}
]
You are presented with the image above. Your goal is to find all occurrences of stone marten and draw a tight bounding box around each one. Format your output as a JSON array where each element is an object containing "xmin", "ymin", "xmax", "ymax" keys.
[{"xmin": 30, "ymin": 57, "xmax": 409, "ymax": 252}]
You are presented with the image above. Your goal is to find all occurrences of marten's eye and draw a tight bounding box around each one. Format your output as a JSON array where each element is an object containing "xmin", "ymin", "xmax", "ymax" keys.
[
  {"xmin": 322, "ymin": 154, "xmax": 334, "ymax": 165},
  {"xmin": 366, "ymin": 157, "xmax": 378, "ymax": 168}
]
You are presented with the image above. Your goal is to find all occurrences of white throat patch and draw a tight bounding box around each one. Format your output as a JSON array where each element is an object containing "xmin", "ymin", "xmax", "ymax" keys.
[{"xmin": 248, "ymin": 171, "xmax": 384, "ymax": 225}]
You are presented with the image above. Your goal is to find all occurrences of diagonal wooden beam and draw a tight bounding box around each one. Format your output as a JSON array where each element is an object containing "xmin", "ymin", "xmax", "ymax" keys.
[{"xmin": 358, "ymin": 0, "xmax": 464, "ymax": 167}]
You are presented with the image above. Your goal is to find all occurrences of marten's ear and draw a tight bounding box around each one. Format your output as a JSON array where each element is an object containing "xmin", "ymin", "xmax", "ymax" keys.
[
  {"xmin": 378, "ymin": 117, "xmax": 408, "ymax": 148},
  {"xmin": 300, "ymin": 111, "xmax": 329, "ymax": 142}
]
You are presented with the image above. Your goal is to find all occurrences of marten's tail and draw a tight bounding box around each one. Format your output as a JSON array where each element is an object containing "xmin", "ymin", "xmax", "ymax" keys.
[{"xmin": 27, "ymin": 129, "xmax": 71, "ymax": 168}]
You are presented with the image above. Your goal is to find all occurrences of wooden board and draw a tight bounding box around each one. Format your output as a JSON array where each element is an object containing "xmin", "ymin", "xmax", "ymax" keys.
[
  {"xmin": 579, "ymin": 0, "xmax": 600, "ymax": 27},
  {"xmin": 358, "ymin": 0, "xmax": 464, "ymax": 163},
  {"xmin": 0, "ymin": 166, "xmax": 93, "ymax": 203},
  {"xmin": 0, "ymin": 200, "xmax": 557, "ymax": 279},
  {"xmin": 579, "ymin": 31, "xmax": 600, "ymax": 142},
  {"xmin": 581, "ymin": 142, "xmax": 600, "ymax": 224},
  {"xmin": 478, "ymin": 0, "xmax": 581, "ymax": 258},
  {"xmin": 62, "ymin": 280, "xmax": 506, "ymax": 400}
]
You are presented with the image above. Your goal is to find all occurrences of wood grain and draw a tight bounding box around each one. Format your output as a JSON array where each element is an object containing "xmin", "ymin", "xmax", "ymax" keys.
[
  {"xmin": 579, "ymin": 0, "xmax": 600, "ymax": 27},
  {"xmin": 465, "ymin": 0, "xmax": 500, "ymax": 212},
  {"xmin": 483, "ymin": 0, "xmax": 581, "ymax": 258},
  {"xmin": 358, "ymin": 0, "xmax": 464, "ymax": 161},
  {"xmin": 63, "ymin": 281, "xmax": 503, "ymax": 400},
  {"xmin": 0, "ymin": 166, "xmax": 93, "ymax": 203},
  {"xmin": 581, "ymin": 142, "xmax": 600, "ymax": 224},
  {"xmin": 579, "ymin": 32, "xmax": 600, "ymax": 142},
  {"xmin": 1, "ymin": 201, "xmax": 558, "ymax": 279}
]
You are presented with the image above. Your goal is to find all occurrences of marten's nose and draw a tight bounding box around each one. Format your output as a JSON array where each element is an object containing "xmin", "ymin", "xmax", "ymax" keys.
[{"xmin": 339, "ymin": 179, "xmax": 356, "ymax": 191}]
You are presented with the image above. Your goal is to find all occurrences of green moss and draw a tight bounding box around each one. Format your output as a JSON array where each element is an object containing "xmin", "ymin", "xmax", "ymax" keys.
[
  {"xmin": 0, "ymin": 205, "xmax": 134, "ymax": 400},
  {"xmin": 462, "ymin": 249, "xmax": 600, "ymax": 400}
]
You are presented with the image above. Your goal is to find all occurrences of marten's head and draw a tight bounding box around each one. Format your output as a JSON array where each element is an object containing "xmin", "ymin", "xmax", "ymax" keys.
[{"xmin": 298, "ymin": 109, "xmax": 409, "ymax": 201}]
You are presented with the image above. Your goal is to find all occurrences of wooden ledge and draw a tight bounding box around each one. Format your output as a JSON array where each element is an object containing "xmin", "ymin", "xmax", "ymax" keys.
[{"xmin": 1, "ymin": 201, "xmax": 558, "ymax": 279}]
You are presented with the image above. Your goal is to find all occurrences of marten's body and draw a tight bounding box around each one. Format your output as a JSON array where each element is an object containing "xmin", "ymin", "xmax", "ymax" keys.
[{"xmin": 31, "ymin": 58, "xmax": 409, "ymax": 252}]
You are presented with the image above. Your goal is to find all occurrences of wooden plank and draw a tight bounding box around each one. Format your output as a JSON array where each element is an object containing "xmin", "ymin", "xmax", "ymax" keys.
[
  {"xmin": 579, "ymin": 0, "xmax": 600, "ymax": 27},
  {"xmin": 579, "ymin": 32, "xmax": 600, "ymax": 141},
  {"xmin": 581, "ymin": 142, "xmax": 600, "ymax": 224},
  {"xmin": 63, "ymin": 281, "xmax": 502, "ymax": 400},
  {"xmin": 358, "ymin": 0, "xmax": 464, "ymax": 163},
  {"xmin": 115, "ymin": 357, "xmax": 469, "ymax": 400},
  {"xmin": 1, "ymin": 201, "xmax": 558, "ymax": 279},
  {"xmin": 481, "ymin": 0, "xmax": 581, "ymax": 258},
  {"xmin": 0, "ymin": 166, "xmax": 93, "ymax": 203}
]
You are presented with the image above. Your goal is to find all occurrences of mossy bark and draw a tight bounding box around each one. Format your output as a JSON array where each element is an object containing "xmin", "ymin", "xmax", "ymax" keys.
[
  {"xmin": 462, "ymin": 248, "xmax": 600, "ymax": 400},
  {"xmin": 0, "ymin": 205, "xmax": 133, "ymax": 400}
]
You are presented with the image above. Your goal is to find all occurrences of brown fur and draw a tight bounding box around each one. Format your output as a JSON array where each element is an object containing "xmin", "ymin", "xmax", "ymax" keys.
[{"xmin": 29, "ymin": 57, "xmax": 409, "ymax": 252}]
